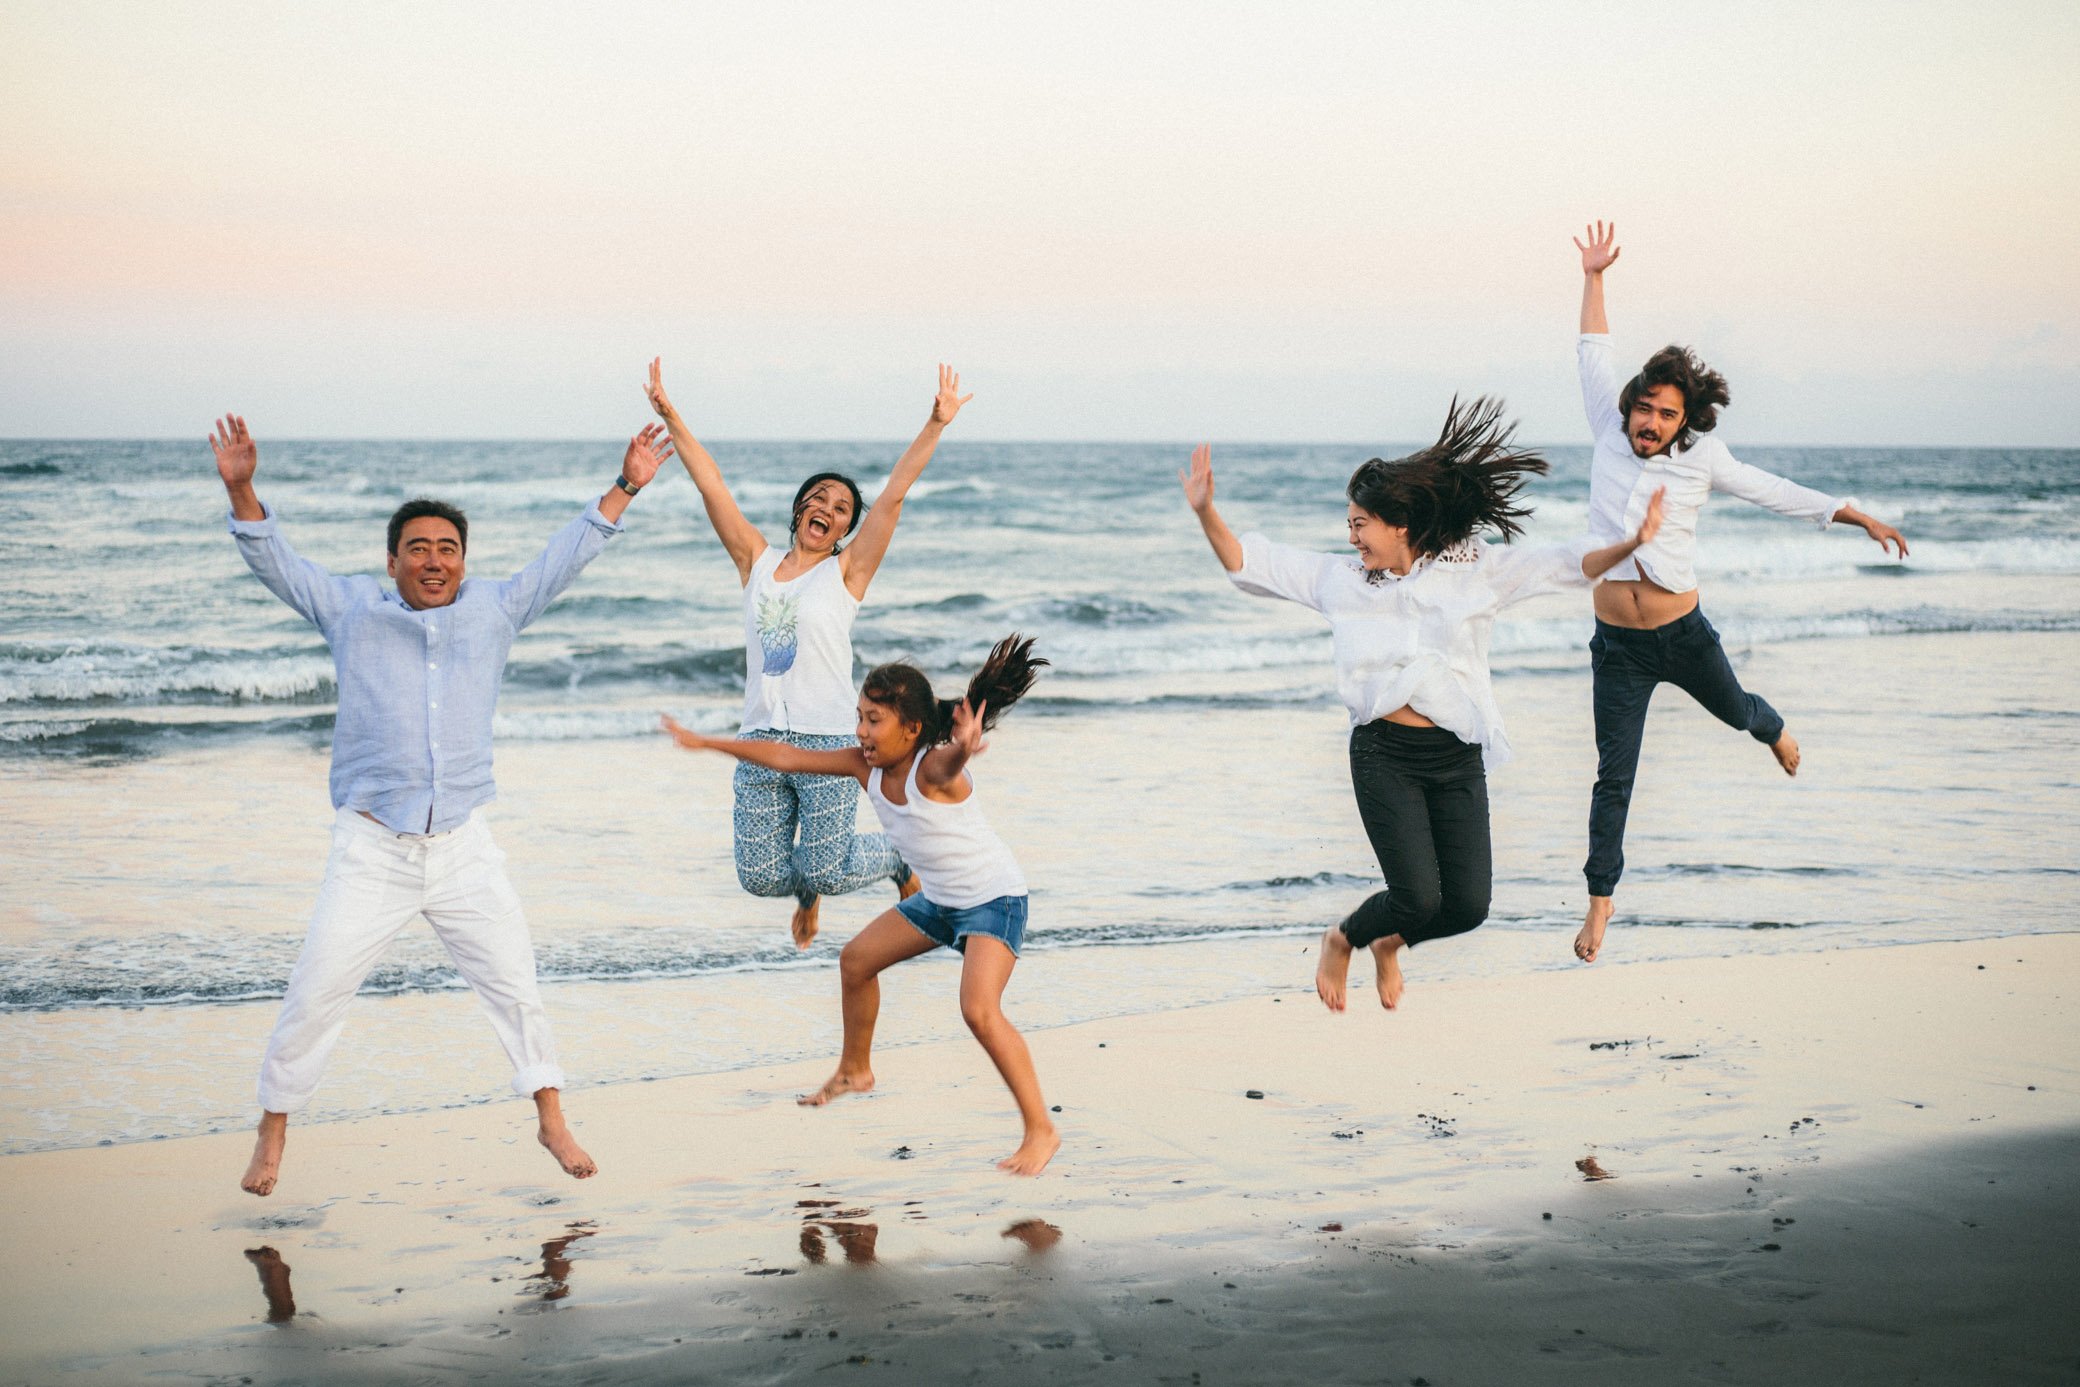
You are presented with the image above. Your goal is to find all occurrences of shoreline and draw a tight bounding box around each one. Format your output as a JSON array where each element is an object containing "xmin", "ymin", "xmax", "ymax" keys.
[{"xmin": 5, "ymin": 932, "xmax": 2077, "ymax": 1384}]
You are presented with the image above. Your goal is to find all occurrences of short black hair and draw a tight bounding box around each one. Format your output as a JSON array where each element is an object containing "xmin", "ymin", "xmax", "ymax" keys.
[
  {"xmin": 387, "ymin": 499, "xmax": 469, "ymax": 555},
  {"xmin": 1619, "ymin": 345, "xmax": 1730, "ymax": 451}
]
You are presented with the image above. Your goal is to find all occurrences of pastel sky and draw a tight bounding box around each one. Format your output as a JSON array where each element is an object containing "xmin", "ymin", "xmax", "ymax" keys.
[{"xmin": 3, "ymin": 1, "xmax": 2075, "ymax": 443}]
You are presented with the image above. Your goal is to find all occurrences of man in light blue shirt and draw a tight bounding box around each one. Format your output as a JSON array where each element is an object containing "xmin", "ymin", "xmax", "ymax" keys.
[{"xmin": 211, "ymin": 414, "xmax": 674, "ymax": 1198}]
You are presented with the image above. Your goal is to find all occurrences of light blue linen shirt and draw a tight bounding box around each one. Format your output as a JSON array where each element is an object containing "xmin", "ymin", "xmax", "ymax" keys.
[{"xmin": 228, "ymin": 502, "xmax": 622, "ymax": 833}]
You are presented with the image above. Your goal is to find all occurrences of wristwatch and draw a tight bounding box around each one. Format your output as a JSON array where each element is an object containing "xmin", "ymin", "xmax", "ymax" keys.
[{"xmin": 614, "ymin": 474, "xmax": 643, "ymax": 495}]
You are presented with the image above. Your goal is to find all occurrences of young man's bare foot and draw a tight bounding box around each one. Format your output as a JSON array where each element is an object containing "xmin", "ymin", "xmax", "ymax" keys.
[
  {"xmin": 791, "ymin": 894, "xmax": 822, "ymax": 949},
  {"xmin": 1314, "ymin": 924, "xmax": 1354, "ymax": 1012},
  {"xmin": 997, "ymin": 1125, "xmax": 1060, "ymax": 1176},
  {"xmin": 533, "ymin": 1088, "xmax": 596, "ymax": 1179},
  {"xmin": 1368, "ymin": 937, "xmax": 1405, "ymax": 1009},
  {"xmin": 1771, "ymin": 731, "xmax": 1800, "ymax": 776},
  {"xmin": 1575, "ymin": 895, "xmax": 1614, "ymax": 964},
  {"xmin": 797, "ymin": 1068, "xmax": 875, "ymax": 1106},
  {"xmin": 896, "ymin": 870, "xmax": 922, "ymax": 900},
  {"xmin": 240, "ymin": 1111, "xmax": 288, "ymax": 1196}
]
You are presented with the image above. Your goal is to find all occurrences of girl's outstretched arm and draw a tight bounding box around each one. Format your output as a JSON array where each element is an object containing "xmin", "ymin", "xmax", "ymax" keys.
[
  {"xmin": 645, "ymin": 359, "xmax": 767, "ymax": 583},
  {"xmin": 1581, "ymin": 486, "xmax": 1666, "ymax": 579},
  {"xmin": 842, "ymin": 364, "xmax": 971, "ymax": 600},
  {"xmin": 1180, "ymin": 445, "xmax": 1244, "ymax": 572},
  {"xmin": 916, "ymin": 699, "xmax": 987, "ymax": 802},
  {"xmin": 660, "ymin": 716, "xmax": 870, "ymax": 784}
]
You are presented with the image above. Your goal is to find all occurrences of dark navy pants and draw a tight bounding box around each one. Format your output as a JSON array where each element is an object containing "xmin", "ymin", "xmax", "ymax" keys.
[
  {"xmin": 1340, "ymin": 721, "xmax": 1492, "ymax": 950},
  {"xmin": 1583, "ymin": 608, "xmax": 1784, "ymax": 896}
]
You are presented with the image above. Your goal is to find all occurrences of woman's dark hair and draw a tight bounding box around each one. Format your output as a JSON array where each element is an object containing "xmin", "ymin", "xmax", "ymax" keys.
[
  {"xmin": 1345, "ymin": 396, "xmax": 1548, "ymax": 562},
  {"xmin": 860, "ymin": 634, "xmax": 1048, "ymax": 747},
  {"xmin": 1618, "ymin": 344, "xmax": 1730, "ymax": 451},
  {"xmin": 791, "ymin": 471, "xmax": 866, "ymax": 548},
  {"xmin": 387, "ymin": 498, "xmax": 469, "ymax": 555}
]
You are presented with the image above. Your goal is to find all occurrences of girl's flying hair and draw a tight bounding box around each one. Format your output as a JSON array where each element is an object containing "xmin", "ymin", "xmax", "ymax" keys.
[
  {"xmin": 861, "ymin": 634, "xmax": 1048, "ymax": 746},
  {"xmin": 1345, "ymin": 396, "xmax": 1549, "ymax": 562}
]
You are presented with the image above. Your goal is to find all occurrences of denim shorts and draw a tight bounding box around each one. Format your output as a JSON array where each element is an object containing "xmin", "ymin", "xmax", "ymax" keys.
[{"xmin": 896, "ymin": 892, "xmax": 1029, "ymax": 956}]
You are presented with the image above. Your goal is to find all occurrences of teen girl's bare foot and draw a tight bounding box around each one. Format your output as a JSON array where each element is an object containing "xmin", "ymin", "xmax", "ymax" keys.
[
  {"xmin": 1369, "ymin": 937, "xmax": 1406, "ymax": 1009},
  {"xmin": 791, "ymin": 895, "xmax": 822, "ymax": 949},
  {"xmin": 241, "ymin": 1112, "xmax": 287, "ymax": 1196},
  {"xmin": 1575, "ymin": 896, "xmax": 1614, "ymax": 963},
  {"xmin": 1314, "ymin": 925, "xmax": 1354, "ymax": 1011},
  {"xmin": 897, "ymin": 871, "xmax": 922, "ymax": 900},
  {"xmin": 1772, "ymin": 731, "xmax": 1801, "ymax": 776},
  {"xmin": 798, "ymin": 1068, "xmax": 875, "ymax": 1106},
  {"xmin": 997, "ymin": 1125, "xmax": 1060, "ymax": 1176}
]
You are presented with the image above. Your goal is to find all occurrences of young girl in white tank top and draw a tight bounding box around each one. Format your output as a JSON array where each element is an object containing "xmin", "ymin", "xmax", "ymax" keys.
[{"xmin": 661, "ymin": 635, "xmax": 1059, "ymax": 1177}]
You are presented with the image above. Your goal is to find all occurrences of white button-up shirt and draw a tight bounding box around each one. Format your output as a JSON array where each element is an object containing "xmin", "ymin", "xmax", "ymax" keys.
[
  {"xmin": 1579, "ymin": 334, "xmax": 1852, "ymax": 592},
  {"xmin": 1231, "ymin": 531, "xmax": 1595, "ymax": 767}
]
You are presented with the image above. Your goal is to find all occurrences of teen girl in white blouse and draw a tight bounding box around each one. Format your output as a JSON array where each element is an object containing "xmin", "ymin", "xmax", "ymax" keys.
[
  {"xmin": 1183, "ymin": 399, "xmax": 1664, "ymax": 1013},
  {"xmin": 646, "ymin": 361, "xmax": 973, "ymax": 950}
]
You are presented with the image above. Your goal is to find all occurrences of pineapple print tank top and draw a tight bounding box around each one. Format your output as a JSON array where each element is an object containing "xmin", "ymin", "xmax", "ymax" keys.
[{"xmin": 739, "ymin": 546, "xmax": 863, "ymax": 735}]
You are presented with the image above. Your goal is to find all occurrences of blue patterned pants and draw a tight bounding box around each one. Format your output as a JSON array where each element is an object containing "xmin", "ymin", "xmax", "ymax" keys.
[{"xmin": 733, "ymin": 731, "xmax": 907, "ymax": 906}]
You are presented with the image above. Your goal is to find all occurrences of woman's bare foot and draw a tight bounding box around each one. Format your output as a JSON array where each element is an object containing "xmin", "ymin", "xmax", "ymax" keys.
[
  {"xmin": 997, "ymin": 1125, "xmax": 1061, "ymax": 1176},
  {"xmin": 791, "ymin": 895, "xmax": 822, "ymax": 949},
  {"xmin": 1314, "ymin": 925, "xmax": 1353, "ymax": 1012},
  {"xmin": 798, "ymin": 1068, "xmax": 875, "ymax": 1106},
  {"xmin": 241, "ymin": 1112, "xmax": 287, "ymax": 1196},
  {"xmin": 1369, "ymin": 937, "xmax": 1405, "ymax": 1009},
  {"xmin": 1772, "ymin": 731, "xmax": 1800, "ymax": 776},
  {"xmin": 1575, "ymin": 896, "xmax": 1614, "ymax": 963},
  {"xmin": 897, "ymin": 871, "xmax": 922, "ymax": 900}
]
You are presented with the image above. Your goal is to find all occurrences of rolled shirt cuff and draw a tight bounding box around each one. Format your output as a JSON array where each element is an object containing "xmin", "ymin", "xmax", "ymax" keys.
[
  {"xmin": 1821, "ymin": 496, "xmax": 1859, "ymax": 529},
  {"xmin": 580, "ymin": 502, "xmax": 624, "ymax": 536},
  {"xmin": 226, "ymin": 501, "xmax": 280, "ymax": 536}
]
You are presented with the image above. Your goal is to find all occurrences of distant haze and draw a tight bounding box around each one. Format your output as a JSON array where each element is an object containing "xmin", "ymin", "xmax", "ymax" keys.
[{"xmin": 2, "ymin": 1, "xmax": 2075, "ymax": 445}]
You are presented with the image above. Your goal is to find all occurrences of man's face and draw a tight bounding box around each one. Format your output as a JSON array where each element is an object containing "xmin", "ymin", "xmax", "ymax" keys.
[
  {"xmin": 387, "ymin": 517, "xmax": 465, "ymax": 609},
  {"xmin": 1627, "ymin": 383, "xmax": 1686, "ymax": 458}
]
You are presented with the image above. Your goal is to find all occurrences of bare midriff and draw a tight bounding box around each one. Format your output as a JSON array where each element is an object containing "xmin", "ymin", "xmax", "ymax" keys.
[
  {"xmin": 1594, "ymin": 576, "xmax": 1700, "ymax": 631},
  {"xmin": 1379, "ymin": 705, "xmax": 1436, "ymax": 728}
]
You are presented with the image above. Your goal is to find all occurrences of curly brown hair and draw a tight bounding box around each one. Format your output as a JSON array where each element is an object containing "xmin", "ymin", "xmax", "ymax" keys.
[{"xmin": 1618, "ymin": 345, "xmax": 1730, "ymax": 451}]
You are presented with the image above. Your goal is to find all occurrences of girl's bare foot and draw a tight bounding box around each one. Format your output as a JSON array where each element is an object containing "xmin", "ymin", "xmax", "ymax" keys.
[
  {"xmin": 798, "ymin": 1068, "xmax": 875, "ymax": 1106},
  {"xmin": 538, "ymin": 1120, "xmax": 597, "ymax": 1179},
  {"xmin": 791, "ymin": 895, "xmax": 822, "ymax": 949},
  {"xmin": 1314, "ymin": 925, "xmax": 1353, "ymax": 1012},
  {"xmin": 1575, "ymin": 896, "xmax": 1614, "ymax": 963},
  {"xmin": 997, "ymin": 1125, "xmax": 1060, "ymax": 1176},
  {"xmin": 241, "ymin": 1112, "xmax": 287, "ymax": 1196},
  {"xmin": 897, "ymin": 871, "xmax": 922, "ymax": 900},
  {"xmin": 1369, "ymin": 937, "xmax": 1405, "ymax": 1009},
  {"xmin": 1772, "ymin": 731, "xmax": 1800, "ymax": 775}
]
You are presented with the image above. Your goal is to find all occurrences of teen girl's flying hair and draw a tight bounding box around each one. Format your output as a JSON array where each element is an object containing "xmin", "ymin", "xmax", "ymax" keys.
[
  {"xmin": 861, "ymin": 635, "xmax": 1049, "ymax": 746},
  {"xmin": 1345, "ymin": 396, "xmax": 1550, "ymax": 563}
]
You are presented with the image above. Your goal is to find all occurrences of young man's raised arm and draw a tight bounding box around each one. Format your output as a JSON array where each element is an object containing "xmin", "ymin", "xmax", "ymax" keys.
[{"xmin": 1573, "ymin": 221, "xmax": 1625, "ymax": 437}]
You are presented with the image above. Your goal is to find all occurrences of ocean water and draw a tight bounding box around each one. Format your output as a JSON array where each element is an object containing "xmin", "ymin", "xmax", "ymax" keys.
[{"xmin": 1, "ymin": 437, "xmax": 2077, "ymax": 1149}]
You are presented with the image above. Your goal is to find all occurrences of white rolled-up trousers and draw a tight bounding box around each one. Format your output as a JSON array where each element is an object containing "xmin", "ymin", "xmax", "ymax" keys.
[{"xmin": 257, "ymin": 807, "xmax": 565, "ymax": 1113}]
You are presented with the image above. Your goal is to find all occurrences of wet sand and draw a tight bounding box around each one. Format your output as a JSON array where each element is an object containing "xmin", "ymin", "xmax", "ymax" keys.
[{"xmin": 4, "ymin": 932, "xmax": 2077, "ymax": 1385}]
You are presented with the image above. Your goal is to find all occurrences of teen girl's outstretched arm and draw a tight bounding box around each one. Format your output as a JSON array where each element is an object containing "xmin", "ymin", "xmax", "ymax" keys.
[
  {"xmin": 915, "ymin": 698, "xmax": 988, "ymax": 802},
  {"xmin": 1582, "ymin": 485, "xmax": 1665, "ymax": 579},
  {"xmin": 1180, "ymin": 444, "xmax": 1244, "ymax": 571},
  {"xmin": 842, "ymin": 364, "xmax": 972, "ymax": 599},
  {"xmin": 659, "ymin": 716, "xmax": 870, "ymax": 784},
  {"xmin": 645, "ymin": 358, "xmax": 767, "ymax": 583}
]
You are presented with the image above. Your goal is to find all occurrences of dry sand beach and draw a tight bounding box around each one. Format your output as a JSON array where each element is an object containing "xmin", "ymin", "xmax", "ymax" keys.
[{"xmin": 5, "ymin": 932, "xmax": 2076, "ymax": 1385}]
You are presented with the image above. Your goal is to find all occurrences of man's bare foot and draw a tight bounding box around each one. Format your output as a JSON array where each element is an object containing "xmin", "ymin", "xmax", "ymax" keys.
[
  {"xmin": 538, "ymin": 1120, "xmax": 597, "ymax": 1179},
  {"xmin": 1369, "ymin": 937, "xmax": 1405, "ymax": 1009},
  {"xmin": 1772, "ymin": 731, "xmax": 1800, "ymax": 776},
  {"xmin": 798, "ymin": 1069, "xmax": 875, "ymax": 1106},
  {"xmin": 896, "ymin": 871, "xmax": 922, "ymax": 900},
  {"xmin": 997, "ymin": 1125, "xmax": 1061, "ymax": 1176},
  {"xmin": 791, "ymin": 895, "xmax": 822, "ymax": 949},
  {"xmin": 243, "ymin": 1246, "xmax": 297, "ymax": 1322},
  {"xmin": 1002, "ymin": 1218, "xmax": 1063, "ymax": 1252},
  {"xmin": 1575, "ymin": 896, "xmax": 1614, "ymax": 964},
  {"xmin": 241, "ymin": 1112, "xmax": 287, "ymax": 1196},
  {"xmin": 1314, "ymin": 925, "xmax": 1354, "ymax": 1012}
]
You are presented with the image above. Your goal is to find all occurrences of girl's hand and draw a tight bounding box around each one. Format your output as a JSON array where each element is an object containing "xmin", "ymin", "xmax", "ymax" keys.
[
  {"xmin": 1862, "ymin": 517, "xmax": 1909, "ymax": 559},
  {"xmin": 931, "ymin": 363, "xmax": 972, "ymax": 426},
  {"xmin": 1631, "ymin": 486, "xmax": 1666, "ymax": 548},
  {"xmin": 949, "ymin": 698, "xmax": 989, "ymax": 760},
  {"xmin": 1574, "ymin": 219, "xmax": 1621, "ymax": 275},
  {"xmin": 645, "ymin": 358, "xmax": 679, "ymax": 421},
  {"xmin": 1179, "ymin": 444, "xmax": 1215, "ymax": 514},
  {"xmin": 660, "ymin": 715, "xmax": 715, "ymax": 752}
]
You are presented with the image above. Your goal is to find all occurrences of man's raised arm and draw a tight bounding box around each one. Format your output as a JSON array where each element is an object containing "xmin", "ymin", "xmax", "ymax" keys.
[
  {"xmin": 498, "ymin": 426, "xmax": 674, "ymax": 632},
  {"xmin": 213, "ymin": 415, "xmax": 349, "ymax": 630}
]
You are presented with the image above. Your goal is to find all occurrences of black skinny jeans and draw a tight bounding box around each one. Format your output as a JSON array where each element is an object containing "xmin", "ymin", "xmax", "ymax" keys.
[
  {"xmin": 1340, "ymin": 721, "xmax": 1492, "ymax": 950},
  {"xmin": 1584, "ymin": 607, "xmax": 1784, "ymax": 897}
]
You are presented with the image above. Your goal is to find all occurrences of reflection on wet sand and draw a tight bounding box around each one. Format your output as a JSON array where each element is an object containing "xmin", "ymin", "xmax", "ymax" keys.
[
  {"xmin": 242, "ymin": 1246, "xmax": 296, "ymax": 1323},
  {"xmin": 797, "ymin": 1196, "xmax": 879, "ymax": 1265},
  {"xmin": 525, "ymin": 1222, "xmax": 597, "ymax": 1301},
  {"xmin": 1001, "ymin": 1219, "xmax": 1063, "ymax": 1253}
]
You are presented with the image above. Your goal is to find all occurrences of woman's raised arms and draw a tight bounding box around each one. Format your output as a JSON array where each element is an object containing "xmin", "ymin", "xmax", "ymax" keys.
[
  {"xmin": 841, "ymin": 365, "xmax": 972, "ymax": 599},
  {"xmin": 647, "ymin": 359, "xmax": 767, "ymax": 583}
]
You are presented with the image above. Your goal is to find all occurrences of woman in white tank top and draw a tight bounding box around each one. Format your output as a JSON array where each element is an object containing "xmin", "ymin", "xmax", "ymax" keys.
[
  {"xmin": 661, "ymin": 635, "xmax": 1061, "ymax": 1178},
  {"xmin": 646, "ymin": 361, "xmax": 972, "ymax": 950}
]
